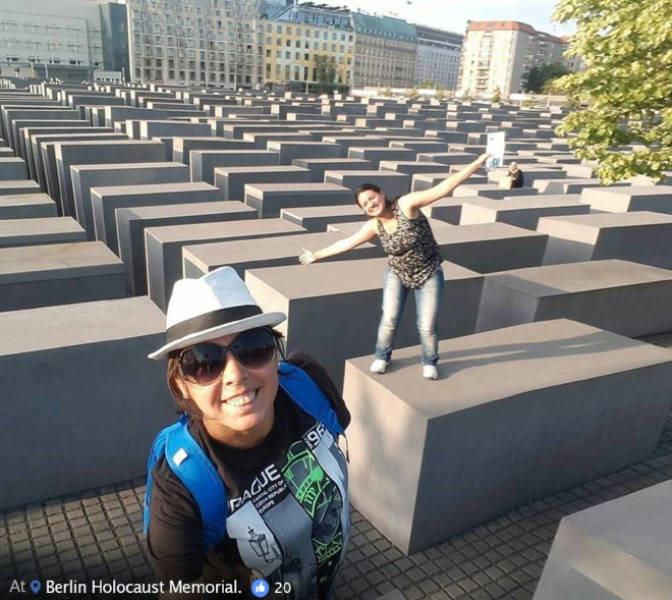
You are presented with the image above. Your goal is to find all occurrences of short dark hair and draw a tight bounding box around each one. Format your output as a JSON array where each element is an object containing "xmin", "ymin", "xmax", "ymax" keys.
[{"xmin": 355, "ymin": 183, "xmax": 396, "ymax": 212}]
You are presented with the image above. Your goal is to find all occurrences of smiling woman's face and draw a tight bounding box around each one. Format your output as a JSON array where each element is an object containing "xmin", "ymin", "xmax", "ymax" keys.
[
  {"xmin": 357, "ymin": 188, "xmax": 386, "ymax": 217},
  {"xmin": 174, "ymin": 332, "xmax": 278, "ymax": 447}
]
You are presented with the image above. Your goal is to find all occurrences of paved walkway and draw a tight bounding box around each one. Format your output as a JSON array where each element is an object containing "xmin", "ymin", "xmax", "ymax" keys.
[{"xmin": 2, "ymin": 333, "xmax": 671, "ymax": 599}]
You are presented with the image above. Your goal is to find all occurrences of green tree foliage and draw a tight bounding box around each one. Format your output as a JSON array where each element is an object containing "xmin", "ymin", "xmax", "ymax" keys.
[
  {"xmin": 408, "ymin": 87, "xmax": 420, "ymax": 100},
  {"xmin": 524, "ymin": 63, "xmax": 569, "ymax": 93},
  {"xmin": 553, "ymin": 0, "xmax": 672, "ymax": 182},
  {"xmin": 420, "ymin": 79, "xmax": 435, "ymax": 88},
  {"xmin": 491, "ymin": 86, "xmax": 502, "ymax": 104},
  {"xmin": 313, "ymin": 55, "xmax": 337, "ymax": 94}
]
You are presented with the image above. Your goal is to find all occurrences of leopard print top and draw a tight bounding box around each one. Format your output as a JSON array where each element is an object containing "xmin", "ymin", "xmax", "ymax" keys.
[{"xmin": 376, "ymin": 206, "xmax": 443, "ymax": 288}]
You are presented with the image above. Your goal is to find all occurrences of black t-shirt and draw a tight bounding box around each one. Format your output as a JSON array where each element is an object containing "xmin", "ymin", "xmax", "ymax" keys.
[{"xmin": 147, "ymin": 352, "xmax": 350, "ymax": 598}]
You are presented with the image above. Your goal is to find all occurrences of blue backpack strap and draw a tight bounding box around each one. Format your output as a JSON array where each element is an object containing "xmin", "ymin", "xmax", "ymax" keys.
[
  {"xmin": 144, "ymin": 414, "xmax": 228, "ymax": 549},
  {"xmin": 278, "ymin": 361, "xmax": 345, "ymax": 437}
]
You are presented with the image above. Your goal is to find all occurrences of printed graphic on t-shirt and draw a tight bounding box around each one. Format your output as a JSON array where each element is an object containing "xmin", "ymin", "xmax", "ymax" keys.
[{"xmin": 225, "ymin": 422, "xmax": 349, "ymax": 599}]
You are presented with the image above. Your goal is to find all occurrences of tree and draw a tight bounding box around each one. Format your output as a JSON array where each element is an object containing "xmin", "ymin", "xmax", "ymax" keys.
[
  {"xmin": 420, "ymin": 78, "xmax": 435, "ymax": 88},
  {"xmin": 407, "ymin": 87, "xmax": 420, "ymax": 100},
  {"xmin": 553, "ymin": 0, "xmax": 672, "ymax": 183},
  {"xmin": 313, "ymin": 55, "xmax": 337, "ymax": 94},
  {"xmin": 491, "ymin": 86, "xmax": 502, "ymax": 104},
  {"xmin": 524, "ymin": 63, "xmax": 569, "ymax": 93}
]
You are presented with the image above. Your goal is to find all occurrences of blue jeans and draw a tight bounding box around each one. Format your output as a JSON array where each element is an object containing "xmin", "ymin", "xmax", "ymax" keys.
[{"xmin": 374, "ymin": 267, "xmax": 444, "ymax": 366}]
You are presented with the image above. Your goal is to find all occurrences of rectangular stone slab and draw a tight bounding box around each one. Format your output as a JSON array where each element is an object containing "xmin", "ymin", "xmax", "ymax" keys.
[
  {"xmin": 453, "ymin": 184, "xmax": 540, "ymax": 199},
  {"xmin": 246, "ymin": 259, "xmax": 482, "ymax": 387},
  {"xmin": 0, "ymin": 180, "xmax": 41, "ymax": 196},
  {"xmin": 20, "ymin": 123, "xmax": 92, "ymax": 178},
  {"xmin": 145, "ymin": 219, "xmax": 305, "ymax": 311},
  {"xmin": 0, "ymin": 193, "xmax": 57, "ymax": 219},
  {"xmin": 476, "ymin": 259, "xmax": 672, "ymax": 336},
  {"xmin": 580, "ymin": 185, "xmax": 672, "ymax": 213},
  {"xmin": 0, "ymin": 216, "xmax": 86, "ymax": 248},
  {"xmin": 172, "ymin": 137, "xmax": 255, "ymax": 165},
  {"xmin": 487, "ymin": 166, "xmax": 567, "ymax": 185},
  {"xmin": 416, "ymin": 152, "xmax": 475, "ymax": 166},
  {"xmin": 90, "ymin": 182, "xmax": 224, "ymax": 253},
  {"xmin": 117, "ymin": 201, "xmax": 256, "ymax": 295},
  {"xmin": 55, "ymin": 140, "xmax": 167, "ymax": 218},
  {"xmin": 0, "ymin": 241, "xmax": 126, "ymax": 311},
  {"xmin": 534, "ymin": 480, "xmax": 672, "ymax": 600},
  {"xmin": 347, "ymin": 147, "xmax": 416, "ymax": 168},
  {"xmin": 214, "ymin": 165, "xmax": 312, "ymax": 201},
  {"xmin": 182, "ymin": 231, "xmax": 385, "ymax": 281},
  {"xmin": 292, "ymin": 158, "xmax": 373, "ymax": 183},
  {"xmin": 244, "ymin": 182, "xmax": 352, "ymax": 218},
  {"xmin": 0, "ymin": 157, "xmax": 26, "ymax": 180},
  {"xmin": 324, "ymin": 170, "xmax": 411, "ymax": 200},
  {"xmin": 266, "ymin": 140, "xmax": 342, "ymax": 164},
  {"xmin": 343, "ymin": 319, "xmax": 672, "ymax": 554},
  {"xmin": 71, "ymin": 162, "xmax": 190, "ymax": 240},
  {"xmin": 190, "ymin": 149, "xmax": 280, "ymax": 184},
  {"xmin": 412, "ymin": 173, "xmax": 489, "ymax": 192},
  {"xmin": 460, "ymin": 195, "xmax": 591, "ymax": 229},
  {"xmin": 538, "ymin": 211, "xmax": 672, "ymax": 269},
  {"xmin": 280, "ymin": 205, "xmax": 368, "ymax": 231},
  {"xmin": 0, "ymin": 296, "xmax": 173, "ymax": 508},
  {"xmin": 243, "ymin": 131, "xmax": 313, "ymax": 149},
  {"xmin": 139, "ymin": 120, "xmax": 211, "ymax": 141}
]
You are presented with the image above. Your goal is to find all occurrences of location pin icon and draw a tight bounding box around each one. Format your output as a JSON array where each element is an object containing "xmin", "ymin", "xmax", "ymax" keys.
[{"xmin": 30, "ymin": 580, "xmax": 41, "ymax": 595}]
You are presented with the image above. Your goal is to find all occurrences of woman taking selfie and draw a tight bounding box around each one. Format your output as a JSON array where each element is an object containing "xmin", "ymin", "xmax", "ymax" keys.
[
  {"xmin": 300, "ymin": 153, "xmax": 490, "ymax": 380},
  {"xmin": 144, "ymin": 267, "xmax": 350, "ymax": 599}
]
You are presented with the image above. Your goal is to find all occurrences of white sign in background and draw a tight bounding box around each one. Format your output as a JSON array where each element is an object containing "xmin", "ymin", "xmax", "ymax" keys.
[{"xmin": 486, "ymin": 131, "xmax": 506, "ymax": 169}]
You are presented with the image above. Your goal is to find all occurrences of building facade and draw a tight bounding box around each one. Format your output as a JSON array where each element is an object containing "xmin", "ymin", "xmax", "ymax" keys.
[
  {"xmin": 413, "ymin": 24, "xmax": 462, "ymax": 90},
  {"xmin": 351, "ymin": 12, "xmax": 416, "ymax": 89},
  {"xmin": 458, "ymin": 20, "xmax": 571, "ymax": 97},
  {"xmin": 0, "ymin": 0, "xmax": 104, "ymax": 80},
  {"xmin": 126, "ymin": 0, "xmax": 264, "ymax": 88},
  {"xmin": 99, "ymin": 2, "xmax": 129, "ymax": 79},
  {"xmin": 263, "ymin": 2, "xmax": 353, "ymax": 91}
]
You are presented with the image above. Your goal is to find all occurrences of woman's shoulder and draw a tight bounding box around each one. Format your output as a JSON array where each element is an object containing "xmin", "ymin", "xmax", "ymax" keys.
[{"xmin": 283, "ymin": 352, "xmax": 351, "ymax": 429}]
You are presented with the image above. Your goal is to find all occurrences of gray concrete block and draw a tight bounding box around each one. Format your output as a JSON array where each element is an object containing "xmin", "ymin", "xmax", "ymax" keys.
[
  {"xmin": 460, "ymin": 195, "xmax": 591, "ymax": 229},
  {"xmin": 0, "ymin": 157, "xmax": 26, "ymax": 180},
  {"xmin": 55, "ymin": 140, "xmax": 167, "ymax": 218},
  {"xmin": 20, "ymin": 123, "xmax": 92, "ymax": 178},
  {"xmin": 412, "ymin": 172, "xmax": 489, "ymax": 192},
  {"xmin": 243, "ymin": 131, "xmax": 313, "ymax": 149},
  {"xmin": 281, "ymin": 205, "xmax": 367, "ymax": 231},
  {"xmin": 139, "ymin": 120, "xmax": 211, "ymax": 141},
  {"xmin": 172, "ymin": 137, "xmax": 255, "ymax": 165},
  {"xmin": 343, "ymin": 319, "xmax": 672, "ymax": 554},
  {"xmin": 0, "ymin": 241, "xmax": 126, "ymax": 312},
  {"xmin": 389, "ymin": 140, "xmax": 448, "ymax": 153},
  {"xmin": 145, "ymin": 219, "xmax": 305, "ymax": 311},
  {"xmin": 117, "ymin": 201, "xmax": 256, "ymax": 295},
  {"xmin": 0, "ymin": 216, "xmax": 86, "ymax": 248},
  {"xmin": 534, "ymin": 178, "xmax": 613, "ymax": 194},
  {"xmin": 347, "ymin": 147, "xmax": 416, "ymax": 168},
  {"xmin": 244, "ymin": 182, "xmax": 352, "ymax": 218},
  {"xmin": 534, "ymin": 480, "xmax": 672, "ymax": 600},
  {"xmin": 246, "ymin": 259, "xmax": 482, "ymax": 387},
  {"xmin": 322, "ymin": 135, "xmax": 387, "ymax": 155},
  {"xmin": 214, "ymin": 165, "xmax": 312, "ymax": 201},
  {"xmin": 0, "ymin": 179, "xmax": 42, "ymax": 196},
  {"xmin": 71, "ymin": 162, "xmax": 190, "ymax": 240},
  {"xmin": 453, "ymin": 184, "xmax": 540, "ymax": 199},
  {"xmin": 488, "ymin": 166, "xmax": 567, "ymax": 185},
  {"xmin": 379, "ymin": 161, "xmax": 448, "ymax": 177},
  {"xmin": 324, "ymin": 170, "xmax": 410, "ymax": 200},
  {"xmin": 90, "ymin": 181, "xmax": 223, "ymax": 252},
  {"xmin": 580, "ymin": 185, "xmax": 672, "ymax": 213},
  {"xmin": 292, "ymin": 158, "xmax": 373, "ymax": 183},
  {"xmin": 538, "ymin": 211, "xmax": 672, "ymax": 269},
  {"xmin": 183, "ymin": 231, "xmax": 384, "ymax": 282},
  {"xmin": 267, "ymin": 140, "xmax": 342, "ymax": 164},
  {"xmin": 0, "ymin": 296, "xmax": 172, "ymax": 508},
  {"xmin": 416, "ymin": 152, "xmax": 475, "ymax": 166},
  {"xmin": 190, "ymin": 149, "xmax": 279, "ymax": 184},
  {"xmin": 476, "ymin": 259, "xmax": 672, "ymax": 336},
  {"xmin": 0, "ymin": 193, "xmax": 57, "ymax": 219}
]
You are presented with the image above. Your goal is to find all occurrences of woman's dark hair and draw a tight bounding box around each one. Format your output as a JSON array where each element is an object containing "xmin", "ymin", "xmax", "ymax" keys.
[
  {"xmin": 355, "ymin": 183, "xmax": 397, "ymax": 213},
  {"xmin": 166, "ymin": 328, "xmax": 286, "ymax": 420}
]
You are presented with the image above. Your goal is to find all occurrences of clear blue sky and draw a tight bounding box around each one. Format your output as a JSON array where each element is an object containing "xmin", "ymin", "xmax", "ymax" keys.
[{"xmin": 337, "ymin": 0, "xmax": 574, "ymax": 36}]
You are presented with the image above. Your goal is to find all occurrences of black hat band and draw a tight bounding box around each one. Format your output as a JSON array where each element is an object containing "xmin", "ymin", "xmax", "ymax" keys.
[{"xmin": 166, "ymin": 305, "xmax": 262, "ymax": 345}]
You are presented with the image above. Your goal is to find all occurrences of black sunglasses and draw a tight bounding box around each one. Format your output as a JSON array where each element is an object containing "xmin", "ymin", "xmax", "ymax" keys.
[{"xmin": 178, "ymin": 327, "xmax": 278, "ymax": 386}]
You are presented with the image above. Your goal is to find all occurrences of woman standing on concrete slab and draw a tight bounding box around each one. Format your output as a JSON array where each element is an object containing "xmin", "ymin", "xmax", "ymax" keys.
[
  {"xmin": 299, "ymin": 153, "xmax": 490, "ymax": 380},
  {"xmin": 144, "ymin": 267, "xmax": 350, "ymax": 599}
]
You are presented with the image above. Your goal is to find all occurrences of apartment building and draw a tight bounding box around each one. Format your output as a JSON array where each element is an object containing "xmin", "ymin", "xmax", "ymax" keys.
[
  {"xmin": 0, "ymin": 0, "xmax": 105, "ymax": 80},
  {"xmin": 263, "ymin": 1, "xmax": 353, "ymax": 91},
  {"xmin": 126, "ymin": 0, "xmax": 264, "ymax": 88},
  {"xmin": 413, "ymin": 24, "xmax": 462, "ymax": 90},
  {"xmin": 458, "ymin": 20, "xmax": 570, "ymax": 97},
  {"xmin": 351, "ymin": 12, "xmax": 416, "ymax": 89}
]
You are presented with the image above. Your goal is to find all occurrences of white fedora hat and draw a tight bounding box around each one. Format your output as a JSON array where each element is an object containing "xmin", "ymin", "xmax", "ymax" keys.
[{"xmin": 148, "ymin": 266, "xmax": 286, "ymax": 360}]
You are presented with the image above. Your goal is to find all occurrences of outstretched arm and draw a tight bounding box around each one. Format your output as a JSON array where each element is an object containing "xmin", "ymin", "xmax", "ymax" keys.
[
  {"xmin": 399, "ymin": 152, "xmax": 491, "ymax": 216},
  {"xmin": 299, "ymin": 220, "xmax": 376, "ymax": 264}
]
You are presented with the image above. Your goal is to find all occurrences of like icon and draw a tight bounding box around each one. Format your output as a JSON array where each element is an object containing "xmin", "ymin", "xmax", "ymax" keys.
[{"xmin": 251, "ymin": 578, "xmax": 270, "ymax": 598}]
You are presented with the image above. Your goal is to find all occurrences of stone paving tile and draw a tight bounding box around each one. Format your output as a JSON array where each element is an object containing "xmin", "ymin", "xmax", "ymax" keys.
[{"xmin": 2, "ymin": 336, "xmax": 671, "ymax": 599}]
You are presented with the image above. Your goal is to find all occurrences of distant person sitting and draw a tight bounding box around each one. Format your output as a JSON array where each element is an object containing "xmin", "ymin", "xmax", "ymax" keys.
[{"xmin": 508, "ymin": 162, "xmax": 524, "ymax": 188}]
